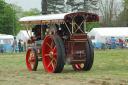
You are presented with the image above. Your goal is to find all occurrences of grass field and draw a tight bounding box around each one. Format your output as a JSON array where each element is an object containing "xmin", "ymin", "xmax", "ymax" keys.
[{"xmin": 0, "ymin": 49, "xmax": 128, "ymax": 85}]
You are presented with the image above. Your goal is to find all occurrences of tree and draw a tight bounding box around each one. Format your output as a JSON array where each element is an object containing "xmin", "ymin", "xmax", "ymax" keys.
[
  {"xmin": 21, "ymin": 8, "xmax": 40, "ymax": 17},
  {"xmin": 117, "ymin": 0, "xmax": 128, "ymax": 27},
  {"xmin": 99, "ymin": 0, "xmax": 122, "ymax": 27},
  {"xmin": 66, "ymin": 0, "xmax": 98, "ymax": 12},
  {"xmin": 0, "ymin": 0, "xmax": 40, "ymax": 35},
  {"xmin": 47, "ymin": 0, "xmax": 65, "ymax": 13},
  {"xmin": 66, "ymin": 0, "xmax": 80, "ymax": 12},
  {"xmin": 0, "ymin": 0, "xmax": 6, "ymax": 34},
  {"xmin": 86, "ymin": 22, "xmax": 100, "ymax": 32},
  {"xmin": 123, "ymin": 0, "xmax": 128, "ymax": 8},
  {"xmin": 0, "ymin": 0, "xmax": 18, "ymax": 35}
]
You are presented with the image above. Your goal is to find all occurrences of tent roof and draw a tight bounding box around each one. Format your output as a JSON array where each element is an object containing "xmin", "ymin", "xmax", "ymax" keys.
[
  {"xmin": 0, "ymin": 34, "xmax": 13, "ymax": 39},
  {"xmin": 16, "ymin": 30, "xmax": 33, "ymax": 42},
  {"xmin": 91, "ymin": 27, "xmax": 128, "ymax": 37},
  {"xmin": 19, "ymin": 30, "xmax": 33, "ymax": 38}
]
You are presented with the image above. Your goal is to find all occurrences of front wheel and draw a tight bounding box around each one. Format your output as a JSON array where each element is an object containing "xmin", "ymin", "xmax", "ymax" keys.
[{"xmin": 42, "ymin": 35, "xmax": 64, "ymax": 73}]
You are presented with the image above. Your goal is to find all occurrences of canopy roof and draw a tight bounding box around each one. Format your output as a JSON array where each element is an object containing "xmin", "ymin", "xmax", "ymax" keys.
[
  {"xmin": 91, "ymin": 27, "xmax": 128, "ymax": 37},
  {"xmin": 19, "ymin": 12, "xmax": 99, "ymax": 25}
]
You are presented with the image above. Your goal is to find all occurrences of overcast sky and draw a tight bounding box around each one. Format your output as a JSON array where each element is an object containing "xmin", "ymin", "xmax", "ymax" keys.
[{"xmin": 5, "ymin": 0, "xmax": 42, "ymax": 11}]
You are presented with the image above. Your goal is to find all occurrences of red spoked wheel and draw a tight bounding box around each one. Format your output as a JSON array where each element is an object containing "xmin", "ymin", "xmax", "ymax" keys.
[
  {"xmin": 26, "ymin": 48, "xmax": 38, "ymax": 71},
  {"xmin": 42, "ymin": 35, "xmax": 62, "ymax": 73}
]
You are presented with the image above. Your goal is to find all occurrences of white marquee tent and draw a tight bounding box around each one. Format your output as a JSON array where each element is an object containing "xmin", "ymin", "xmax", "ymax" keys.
[
  {"xmin": 0, "ymin": 34, "xmax": 14, "ymax": 44},
  {"xmin": 16, "ymin": 30, "xmax": 33, "ymax": 43},
  {"xmin": 88, "ymin": 27, "xmax": 128, "ymax": 43}
]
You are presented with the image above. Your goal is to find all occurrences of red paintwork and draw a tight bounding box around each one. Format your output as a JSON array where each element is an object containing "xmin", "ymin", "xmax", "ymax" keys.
[
  {"xmin": 27, "ymin": 40, "xmax": 34, "ymax": 44},
  {"xmin": 72, "ymin": 64, "xmax": 83, "ymax": 71},
  {"xmin": 36, "ymin": 47, "xmax": 42, "ymax": 56},
  {"xmin": 64, "ymin": 12, "xmax": 99, "ymax": 22},
  {"xmin": 70, "ymin": 34, "xmax": 87, "ymax": 40},
  {"xmin": 65, "ymin": 41, "xmax": 87, "ymax": 64}
]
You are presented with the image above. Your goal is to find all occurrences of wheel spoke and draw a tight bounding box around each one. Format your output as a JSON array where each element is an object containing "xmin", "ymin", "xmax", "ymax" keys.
[
  {"xmin": 53, "ymin": 46, "xmax": 56, "ymax": 52},
  {"xmin": 47, "ymin": 59, "xmax": 53, "ymax": 67},
  {"xmin": 30, "ymin": 62, "xmax": 35, "ymax": 68},
  {"xmin": 54, "ymin": 53, "xmax": 57, "ymax": 56},
  {"xmin": 45, "ymin": 54, "xmax": 49, "ymax": 57},
  {"xmin": 75, "ymin": 64, "xmax": 79, "ymax": 69},
  {"xmin": 46, "ymin": 43, "xmax": 52, "ymax": 48},
  {"xmin": 51, "ymin": 40, "xmax": 54, "ymax": 47}
]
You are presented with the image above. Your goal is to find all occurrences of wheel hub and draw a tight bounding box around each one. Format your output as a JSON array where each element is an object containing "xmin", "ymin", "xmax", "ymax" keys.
[{"xmin": 49, "ymin": 51, "xmax": 53, "ymax": 58}]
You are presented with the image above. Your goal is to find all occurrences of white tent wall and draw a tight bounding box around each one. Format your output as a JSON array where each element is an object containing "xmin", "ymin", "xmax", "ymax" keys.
[
  {"xmin": 0, "ymin": 34, "xmax": 14, "ymax": 45},
  {"xmin": 88, "ymin": 27, "xmax": 128, "ymax": 43},
  {"xmin": 16, "ymin": 30, "xmax": 33, "ymax": 43},
  {"xmin": 88, "ymin": 29, "xmax": 105, "ymax": 43},
  {"xmin": 0, "ymin": 34, "xmax": 14, "ymax": 53}
]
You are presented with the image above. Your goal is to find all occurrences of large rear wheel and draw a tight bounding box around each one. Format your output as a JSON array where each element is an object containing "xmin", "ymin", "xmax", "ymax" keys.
[
  {"xmin": 26, "ymin": 48, "xmax": 38, "ymax": 71},
  {"xmin": 84, "ymin": 36, "xmax": 94, "ymax": 70},
  {"xmin": 72, "ymin": 36, "xmax": 94, "ymax": 71},
  {"xmin": 42, "ymin": 35, "xmax": 63, "ymax": 73}
]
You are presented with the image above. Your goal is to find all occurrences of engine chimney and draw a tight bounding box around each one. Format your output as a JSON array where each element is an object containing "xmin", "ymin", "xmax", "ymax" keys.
[{"xmin": 41, "ymin": 0, "xmax": 47, "ymax": 15}]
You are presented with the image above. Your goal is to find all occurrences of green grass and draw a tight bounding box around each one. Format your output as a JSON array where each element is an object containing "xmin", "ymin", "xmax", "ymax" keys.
[{"xmin": 0, "ymin": 49, "xmax": 128, "ymax": 85}]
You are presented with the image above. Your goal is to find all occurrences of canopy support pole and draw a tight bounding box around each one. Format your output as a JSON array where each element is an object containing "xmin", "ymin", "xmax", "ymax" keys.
[
  {"xmin": 41, "ymin": 25, "xmax": 43, "ymax": 39},
  {"xmin": 72, "ymin": 20, "xmax": 73, "ymax": 34},
  {"xmin": 30, "ymin": 25, "xmax": 32, "ymax": 37},
  {"xmin": 84, "ymin": 21, "xmax": 86, "ymax": 33}
]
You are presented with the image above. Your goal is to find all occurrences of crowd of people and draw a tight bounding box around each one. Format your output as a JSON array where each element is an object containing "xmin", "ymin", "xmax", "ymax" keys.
[
  {"xmin": 107, "ymin": 37, "xmax": 128, "ymax": 49},
  {"xmin": 12, "ymin": 39, "xmax": 26, "ymax": 53},
  {"xmin": 0, "ymin": 39, "xmax": 26, "ymax": 53}
]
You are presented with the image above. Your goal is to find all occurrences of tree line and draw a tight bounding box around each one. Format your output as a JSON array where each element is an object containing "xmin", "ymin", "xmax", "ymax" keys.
[{"xmin": 0, "ymin": 0, "xmax": 128, "ymax": 35}]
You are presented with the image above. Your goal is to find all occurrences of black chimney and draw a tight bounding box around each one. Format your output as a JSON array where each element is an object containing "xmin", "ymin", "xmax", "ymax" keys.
[{"xmin": 41, "ymin": 0, "xmax": 47, "ymax": 15}]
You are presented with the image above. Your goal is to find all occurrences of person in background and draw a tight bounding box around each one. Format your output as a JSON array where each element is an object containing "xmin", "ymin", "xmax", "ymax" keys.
[
  {"xmin": 0, "ymin": 45, "xmax": 4, "ymax": 53},
  {"xmin": 12, "ymin": 40, "xmax": 17, "ymax": 53},
  {"xmin": 24, "ymin": 42, "xmax": 26, "ymax": 52},
  {"xmin": 18, "ymin": 39, "xmax": 21, "ymax": 52},
  {"xmin": 21, "ymin": 40, "xmax": 24, "ymax": 52},
  {"xmin": 110, "ymin": 37, "xmax": 116, "ymax": 49},
  {"xmin": 119, "ymin": 38, "xmax": 123, "ymax": 49},
  {"xmin": 108, "ymin": 39, "xmax": 111, "ymax": 49},
  {"xmin": 125, "ymin": 37, "xmax": 128, "ymax": 49}
]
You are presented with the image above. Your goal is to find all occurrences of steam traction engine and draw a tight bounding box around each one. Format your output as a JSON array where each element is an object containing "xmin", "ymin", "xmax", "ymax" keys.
[{"xmin": 19, "ymin": 12, "xmax": 99, "ymax": 73}]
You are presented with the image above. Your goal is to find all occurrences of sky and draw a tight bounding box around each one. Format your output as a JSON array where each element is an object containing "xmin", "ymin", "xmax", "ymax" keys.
[{"xmin": 5, "ymin": 0, "xmax": 42, "ymax": 11}]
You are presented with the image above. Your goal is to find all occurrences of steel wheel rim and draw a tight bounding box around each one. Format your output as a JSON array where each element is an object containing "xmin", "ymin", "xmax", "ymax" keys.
[
  {"xmin": 42, "ymin": 36, "xmax": 57, "ymax": 73},
  {"xmin": 26, "ymin": 49, "xmax": 35, "ymax": 71}
]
